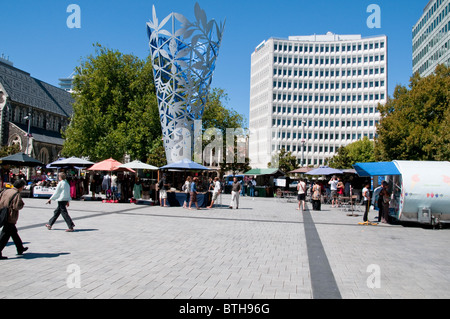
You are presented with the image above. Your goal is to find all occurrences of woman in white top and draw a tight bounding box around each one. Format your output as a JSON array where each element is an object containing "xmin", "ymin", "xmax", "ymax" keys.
[{"xmin": 297, "ymin": 178, "xmax": 307, "ymax": 211}]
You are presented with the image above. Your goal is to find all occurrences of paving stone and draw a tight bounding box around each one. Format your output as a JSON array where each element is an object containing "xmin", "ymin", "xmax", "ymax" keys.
[{"xmin": 0, "ymin": 196, "xmax": 449, "ymax": 299}]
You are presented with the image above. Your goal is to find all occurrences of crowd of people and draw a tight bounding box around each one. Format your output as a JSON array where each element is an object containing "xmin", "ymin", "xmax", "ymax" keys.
[
  {"xmin": 0, "ymin": 167, "xmax": 394, "ymax": 259},
  {"xmin": 159, "ymin": 174, "xmax": 241, "ymax": 210},
  {"xmin": 294, "ymin": 174, "xmax": 392, "ymax": 224}
]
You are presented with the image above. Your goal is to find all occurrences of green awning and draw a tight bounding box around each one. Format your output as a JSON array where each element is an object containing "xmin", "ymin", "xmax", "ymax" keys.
[{"xmin": 243, "ymin": 168, "xmax": 285, "ymax": 176}]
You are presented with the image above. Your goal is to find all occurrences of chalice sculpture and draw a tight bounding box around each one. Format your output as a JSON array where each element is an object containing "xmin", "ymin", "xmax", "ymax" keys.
[{"xmin": 147, "ymin": 3, "xmax": 225, "ymax": 163}]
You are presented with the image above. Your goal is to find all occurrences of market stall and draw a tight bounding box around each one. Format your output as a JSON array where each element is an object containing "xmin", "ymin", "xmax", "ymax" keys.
[
  {"xmin": 353, "ymin": 160, "xmax": 450, "ymax": 227},
  {"xmin": 160, "ymin": 158, "xmax": 212, "ymax": 207},
  {"xmin": 243, "ymin": 168, "xmax": 285, "ymax": 197}
]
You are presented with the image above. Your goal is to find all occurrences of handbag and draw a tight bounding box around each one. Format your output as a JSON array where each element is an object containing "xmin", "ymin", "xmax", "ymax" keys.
[{"xmin": 0, "ymin": 191, "xmax": 20, "ymax": 228}]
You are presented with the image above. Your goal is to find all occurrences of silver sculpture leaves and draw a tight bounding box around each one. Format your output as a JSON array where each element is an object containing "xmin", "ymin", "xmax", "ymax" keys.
[{"xmin": 147, "ymin": 3, "xmax": 225, "ymax": 163}]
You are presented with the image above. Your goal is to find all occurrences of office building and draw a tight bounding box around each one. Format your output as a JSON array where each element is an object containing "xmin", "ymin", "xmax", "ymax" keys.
[
  {"xmin": 412, "ymin": 0, "xmax": 450, "ymax": 77},
  {"xmin": 249, "ymin": 32, "xmax": 387, "ymax": 168}
]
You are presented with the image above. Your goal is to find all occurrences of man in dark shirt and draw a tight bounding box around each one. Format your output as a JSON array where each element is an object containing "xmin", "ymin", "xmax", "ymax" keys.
[
  {"xmin": 0, "ymin": 179, "xmax": 27, "ymax": 259},
  {"xmin": 229, "ymin": 177, "xmax": 241, "ymax": 209}
]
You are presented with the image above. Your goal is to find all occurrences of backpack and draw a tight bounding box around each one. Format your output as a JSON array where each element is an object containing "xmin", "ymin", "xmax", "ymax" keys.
[{"xmin": 0, "ymin": 191, "xmax": 20, "ymax": 228}]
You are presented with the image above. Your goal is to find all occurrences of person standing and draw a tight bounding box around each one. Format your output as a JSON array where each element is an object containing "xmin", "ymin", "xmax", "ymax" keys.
[
  {"xmin": 189, "ymin": 177, "xmax": 200, "ymax": 210},
  {"xmin": 182, "ymin": 176, "xmax": 191, "ymax": 208},
  {"xmin": 328, "ymin": 176, "xmax": 338, "ymax": 207},
  {"xmin": 45, "ymin": 172, "xmax": 75, "ymax": 232},
  {"xmin": 207, "ymin": 177, "xmax": 221, "ymax": 209},
  {"xmin": 158, "ymin": 173, "xmax": 169, "ymax": 207},
  {"xmin": 379, "ymin": 181, "xmax": 390, "ymax": 223},
  {"xmin": 0, "ymin": 179, "xmax": 27, "ymax": 259},
  {"xmin": 337, "ymin": 177, "xmax": 345, "ymax": 198},
  {"xmin": 296, "ymin": 178, "xmax": 307, "ymax": 211},
  {"xmin": 249, "ymin": 178, "xmax": 256, "ymax": 197},
  {"xmin": 362, "ymin": 183, "xmax": 371, "ymax": 222},
  {"xmin": 311, "ymin": 181, "xmax": 322, "ymax": 211},
  {"xmin": 229, "ymin": 177, "xmax": 241, "ymax": 209}
]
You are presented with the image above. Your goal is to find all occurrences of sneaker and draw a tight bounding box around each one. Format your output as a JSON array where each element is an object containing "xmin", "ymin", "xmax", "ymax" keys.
[
  {"xmin": 45, "ymin": 224, "xmax": 52, "ymax": 230},
  {"xmin": 65, "ymin": 228, "xmax": 74, "ymax": 232}
]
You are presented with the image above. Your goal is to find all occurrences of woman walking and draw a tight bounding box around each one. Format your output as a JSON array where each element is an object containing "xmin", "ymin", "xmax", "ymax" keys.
[{"xmin": 45, "ymin": 172, "xmax": 75, "ymax": 232}]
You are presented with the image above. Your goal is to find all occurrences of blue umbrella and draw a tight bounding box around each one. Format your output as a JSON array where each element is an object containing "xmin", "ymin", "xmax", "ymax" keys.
[
  {"xmin": 160, "ymin": 158, "xmax": 210, "ymax": 170},
  {"xmin": 305, "ymin": 166, "xmax": 343, "ymax": 176}
]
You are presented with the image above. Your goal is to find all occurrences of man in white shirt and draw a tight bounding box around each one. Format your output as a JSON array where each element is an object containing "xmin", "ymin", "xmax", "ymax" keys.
[
  {"xmin": 328, "ymin": 175, "xmax": 338, "ymax": 207},
  {"xmin": 297, "ymin": 178, "xmax": 307, "ymax": 211},
  {"xmin": 45, "ymin": 172, "xmax": 75, "ymax": 232},
  {"xmin": 207, "ymin": 177, "xmax": 221, "ymax": 209}
]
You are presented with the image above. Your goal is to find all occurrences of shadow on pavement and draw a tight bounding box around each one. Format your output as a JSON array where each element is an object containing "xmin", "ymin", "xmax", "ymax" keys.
[{"xmin": 18, "ymin": 252, "xmax": 70, "ymax": 259}]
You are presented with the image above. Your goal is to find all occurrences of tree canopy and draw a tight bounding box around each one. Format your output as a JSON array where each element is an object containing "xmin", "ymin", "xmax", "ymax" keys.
[
  {"xmin": 268, "ymin": 148, "xmax": 298, "ymax": 173},
  {"xmin": 375, "ymin": 64, "xmax": 450, "ymax": 161},
  {"xmin": 62, "ymin": 44, "xmax": 160, "ymax": 162},
  {"xmin": 63, "ymin": 45, "xmax": 248, "ymax": 170},
  {"xmin": 327, "ymin": 136, "xmax": 375, "ymax": 169}
]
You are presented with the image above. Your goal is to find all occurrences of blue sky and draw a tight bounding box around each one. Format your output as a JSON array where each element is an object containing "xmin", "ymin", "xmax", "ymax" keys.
[{"xmin": 1, "ymin": 0, "xmax": 428, "ymax": 124}]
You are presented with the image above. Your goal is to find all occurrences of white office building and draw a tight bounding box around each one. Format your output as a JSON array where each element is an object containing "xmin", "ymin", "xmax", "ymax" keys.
[
  {"xmin": 412, "ymin": 0, "xmax": 450, "ymax": 77},
  {"xmin": 249, "ymin": 32, "xmax": 388, "ymax": 169}
]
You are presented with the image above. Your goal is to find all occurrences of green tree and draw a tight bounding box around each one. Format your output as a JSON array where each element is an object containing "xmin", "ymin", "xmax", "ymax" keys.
[
  {"xmin": 62, "ymin": 44, "xmax": 160, "ymax": 162},
  {"xmin": 375, "ymin": 64, "xmax": 450, "ymax": 161},
  {"xmin": 0, "ymin": 144, "xmax": 20, "ymax": 158},
  {"xmin": 328, "ymin": 137, "xmax": 375, "ymax": 168},
  {"xmin": 268, "ymin": 148, "xmax": 298, "ymax": 173},
  {"xmin": 202, "ymin": 88, "xmax": 246, "ymax": 133},
  {"xmin": 202, "ymin": 88, "xmax": 249, "ymax": 175},
  {"xmin": 146, "ymin": 137, "xmax": 167, "ymax": 168}
]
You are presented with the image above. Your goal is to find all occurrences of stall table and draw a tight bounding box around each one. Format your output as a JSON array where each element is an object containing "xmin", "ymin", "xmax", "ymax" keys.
[{"xmin": 166, "ymin": 192, "xmax": 209, "ymax": 208}]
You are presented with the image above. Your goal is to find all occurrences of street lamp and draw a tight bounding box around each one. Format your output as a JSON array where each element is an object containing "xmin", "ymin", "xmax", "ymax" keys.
[{"xmin": 301, "ymin": 120, "xmax": 306, "ymax": 167}]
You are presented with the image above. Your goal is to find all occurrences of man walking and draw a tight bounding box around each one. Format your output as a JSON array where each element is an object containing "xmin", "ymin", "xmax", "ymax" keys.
[
  {"xmin": 229, "ymin": 177, "xmax": 241, "ymax": 209},
  {"xmin": 0, "ymin": 179, "xmax": 27, "ymax": 259},
  {"xmin": 45, "ymin": 172, "xmax": 75, "ymax": 232},
  {"xmin": 207, "ymin": 177, "xmax": 221, "ymax": 209}
]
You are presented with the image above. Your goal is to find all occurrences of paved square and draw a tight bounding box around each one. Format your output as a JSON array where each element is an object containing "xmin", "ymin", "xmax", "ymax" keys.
[{"xmin": 1, "ymin": 194, "xmax": 449, "ymax": 299}]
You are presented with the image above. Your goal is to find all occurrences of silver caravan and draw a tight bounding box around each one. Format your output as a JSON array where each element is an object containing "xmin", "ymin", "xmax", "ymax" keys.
[{"xmin": 353, "ymin": 161, "xmax": 450, "ymax": 226}]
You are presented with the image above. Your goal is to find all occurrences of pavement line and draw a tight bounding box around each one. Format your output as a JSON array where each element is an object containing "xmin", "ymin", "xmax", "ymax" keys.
[{"xmin": 303, "ymin": 207, "xmax": 342, "ymax": 299}]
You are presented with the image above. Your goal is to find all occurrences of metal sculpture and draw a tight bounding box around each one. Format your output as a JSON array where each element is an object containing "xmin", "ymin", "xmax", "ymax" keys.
[{"xmin": 147, "ymin": 3, "xmax": 225, "ymax": 163}]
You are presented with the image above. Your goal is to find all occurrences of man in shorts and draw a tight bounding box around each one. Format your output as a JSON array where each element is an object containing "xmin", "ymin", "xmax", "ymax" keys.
[{"xmin": 207, "ymin": 177, "xmax": 221, "ymax": 209}]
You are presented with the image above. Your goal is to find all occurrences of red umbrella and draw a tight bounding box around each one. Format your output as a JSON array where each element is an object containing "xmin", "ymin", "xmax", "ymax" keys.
[{"xmin": 88, "ymin": 158, "xmax": 135, "ymax": 173}]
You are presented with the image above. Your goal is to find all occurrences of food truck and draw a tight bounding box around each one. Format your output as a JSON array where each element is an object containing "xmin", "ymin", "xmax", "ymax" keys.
[{"xmin": 353, "ymin": 161, "xmax": 450, "ymax": 227}]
